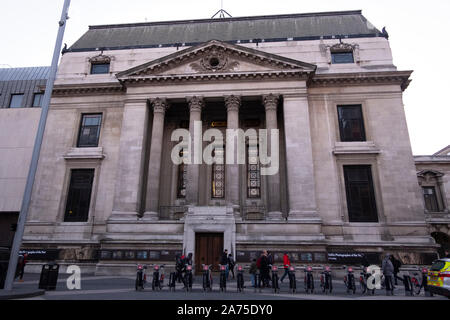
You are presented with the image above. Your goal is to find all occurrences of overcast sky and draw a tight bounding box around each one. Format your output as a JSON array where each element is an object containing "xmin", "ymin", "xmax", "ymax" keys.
[{"xmin": 0, "ymin": 0, "xmax": 448, "ymax": 155}]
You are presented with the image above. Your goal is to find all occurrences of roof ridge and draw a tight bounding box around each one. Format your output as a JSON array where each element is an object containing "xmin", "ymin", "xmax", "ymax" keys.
[{"xmin": 89, "ymin": 10, "xmax": 363, "ymax": 30}]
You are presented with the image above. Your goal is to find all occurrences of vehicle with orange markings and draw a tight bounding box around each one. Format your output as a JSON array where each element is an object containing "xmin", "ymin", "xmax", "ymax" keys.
[{"xmin": 427, "ymin": 258, "xmax": 450, "ymax": 298}]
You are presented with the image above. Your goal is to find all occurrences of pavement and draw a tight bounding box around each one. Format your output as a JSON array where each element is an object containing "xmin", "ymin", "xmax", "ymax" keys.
[{"xmin": 3, "ymin": 272, "xmax": 446, "ymax": 300}]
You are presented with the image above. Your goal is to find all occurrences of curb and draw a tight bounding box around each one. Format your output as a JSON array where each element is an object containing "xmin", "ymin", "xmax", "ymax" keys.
[{"xmin": 0, "ymin": 290, "xmax": 46, "ymax": 300}]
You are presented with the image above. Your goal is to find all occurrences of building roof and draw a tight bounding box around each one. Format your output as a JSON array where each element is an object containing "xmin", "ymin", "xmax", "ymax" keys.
[
  {"xmin": 68, "ymin": 10, "xmax": 384, "ymax": 52},
  {"xmin": 0, "ymin": 67, "xmax": 50, "ymax": 82},
  {"xmin": 433, "ymin": 145, "xmax": 450, "ymax": 156}
]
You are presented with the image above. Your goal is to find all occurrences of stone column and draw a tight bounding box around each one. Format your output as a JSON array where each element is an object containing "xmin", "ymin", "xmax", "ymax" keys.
[
  {"xmin": 263, "ymin": 94, "xmax": 282, "ymax": 220},
  {"xmin": 111, "ymin": 99, "xmax": 149, "ymax": 220},
  {"xmin": 225, "ymin": 95, "xmax": 241, "ymax": 214},
  {"xmin": 186, "ymin": 96, "xmax": 204, "ymax": 206},
  {"xmin": 144, "ymin": 98, "xmax": 169, "ymax": 220},
  {"xmin": 283, "ymin": 94, "xmax": 319, "ymax": 221}
]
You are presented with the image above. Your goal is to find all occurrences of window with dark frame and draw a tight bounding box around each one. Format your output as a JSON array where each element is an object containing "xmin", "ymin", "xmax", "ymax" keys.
[
  {"xmin": 344, "ymin": 165, "xmax": 378, "ymax": 223},
  {"xmin": 423, "ymin": 186, "xmax": 440, "ymax": 212},
  {"xmin": 9, "ymin": 94, "xmax": 24, "ymax": 108},
  {"xmin": 64, "ymin": 169, "xmax": 95, "ymax": 222},
  {"xmin": 331, "ymin": 51, "xmax": 355, "ymax": 64},
  {"xmin": 32, "ymin": 93, "xmax": 44, "ymax": 107},
  {"xmin": 90, "ymin": 62, "xmax": 110, "ymax": 75},
  {"xmin": 77, "ymin": 114, "xmax": 102, "ymax": 148},
  {"xmin": 247, "ymin": 144, "xmax": 261, "ymax": 199},
  {"xmin": 338, "ymin": 105, "xmax": 366, "ymax": 142}
]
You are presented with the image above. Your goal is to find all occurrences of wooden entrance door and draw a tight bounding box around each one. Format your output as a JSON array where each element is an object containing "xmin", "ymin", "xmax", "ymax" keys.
[{"xmin": 195, "ymin": 233, "xmax": 223, "ymax": 274}]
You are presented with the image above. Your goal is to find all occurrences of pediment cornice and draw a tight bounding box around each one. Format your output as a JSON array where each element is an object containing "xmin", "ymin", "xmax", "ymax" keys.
[{"xmin": 116, "ymin": 40, "xmax": 316, "ymax": 84}]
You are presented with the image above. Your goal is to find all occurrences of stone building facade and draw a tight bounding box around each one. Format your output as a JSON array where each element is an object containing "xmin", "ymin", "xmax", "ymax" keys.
[
  {"xmin": 20, "ymin": 11, "xmax": 438, "ymax": 273},
  {"xmin": 415, "ymin": 146, "xmax": 450, "ymax": 258}
]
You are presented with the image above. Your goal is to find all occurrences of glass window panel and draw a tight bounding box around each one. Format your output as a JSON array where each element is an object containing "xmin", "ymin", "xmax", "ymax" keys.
[
  {"xmin": 32, "ymin": 93, "xmax": 44, "ymax": 107},
  {"xmin": 91, "ymin": 63, "xmax": 110, "ymax": 74},
  {"xmin": 332, "ymin": 51, "xmax": 355, "ymax": 64},
  {"xmin": 344, "ymin": 165, "xmax": 378, "ymax": 223},
  {"xmin": 9, "ymin": 94, "xmax": 24, "ymax": 108},
  {"xmin": 64, "ymin": 169, "xmax": 95, "ymax": 222},
  {"xmin": 338, "ymin": 105, "xmax": 366, "ymax": 142},
  {"xmin": 77, "ymin": 114, "xmax": 102, "ymax": 147},
  {"xmin": 423, "ymin": 187, "xmax": 439, "ymax": 212}
]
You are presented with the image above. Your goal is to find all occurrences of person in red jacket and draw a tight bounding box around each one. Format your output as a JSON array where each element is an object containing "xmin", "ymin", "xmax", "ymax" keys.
[{"xmin": 280, "ymin": 253, "xmax": 291, "ymax": 283}]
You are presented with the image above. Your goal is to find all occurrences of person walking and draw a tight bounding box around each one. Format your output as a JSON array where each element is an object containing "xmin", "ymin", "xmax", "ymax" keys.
[
  {"xmin": 280, "ymin": 253, "xmax": 291, "ymax": 283},
  {"xmin": 390, "ymin": 255, "xmax": 402, "ymax": 286},
  {"xmin": 228, "ymin": 254, "xmax": 236, "ymax": 280},
  {"xmin": 249, "ymin": 259, "xmax": 257, "ymax": 288},
  {"xmin": 260, "ymin": 250, "xmax": 270, "ymax": 287},
  {"xmin": 382, "ymin": 253, "xmax": 395, "ymax": 295},
  {"xmin": 221, "ymin": 249, "xmax": 229, "ymax": 279}
]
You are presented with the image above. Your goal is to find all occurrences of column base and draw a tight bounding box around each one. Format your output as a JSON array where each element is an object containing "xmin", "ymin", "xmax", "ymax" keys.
[
  {"xmin": 142, "ymin": 211, "xmax": 160, "ymax": 221},
  {"xmin": 266, "ymin": 211, "xmax": 284, "ymax": 221},
  {"xmin": 288, "ymin": 210, "xmax": 322, "ymax": 222}
]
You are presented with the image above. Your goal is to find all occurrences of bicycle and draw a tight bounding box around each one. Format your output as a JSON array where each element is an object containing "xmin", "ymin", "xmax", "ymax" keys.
[
  {"xmin": 304, "ymin": 266, "xmax": 314, "ymax": 294},
  {"xmin": 236, "ymin": 265, "xmax": 245, "ymax": 293},
  {"xmin": 183, "ymin": 264, "xmax": 193, "ymax": 292},
  {"xmin": 344, "ymin": 267, "xmax": 356, "ymax": 294},
  {"xmin": 135, "ymin": 264, "xmax": 147, "ymax": 291},
  {"xmin": 219, "ymin": 264, "xmax": 227, "ymax": 292},
  {"xmin": 288, "ymin": 266, "xmax": 297, "ymax": 294},
  {"xmin": 202, "ymin": 264, "xmax": 213, "ymax": 292},
  {"xmin": 270, "ymin": 265, "xmax": 280, "ymax": 294},
  {"xmin": 320, "ymin": 266, "xmax": 333, "ymax": 294}
]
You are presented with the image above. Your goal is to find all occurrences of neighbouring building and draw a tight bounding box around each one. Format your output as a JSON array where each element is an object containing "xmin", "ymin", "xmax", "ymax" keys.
[
  {"xmin": 415, "ymin": 146, "xmax": 450, "ymax": 258},
  {"xmin": 0, "ymin": 67, "xmax": 49, "ymax": 248},
  {"xmin": 14, "ymin": 10, "xmax": 441, "ymax": 274}
]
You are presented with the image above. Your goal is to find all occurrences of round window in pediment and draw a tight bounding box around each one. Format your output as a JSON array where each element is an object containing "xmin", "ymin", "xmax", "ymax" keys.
[{"xmin": 209, "ymin": 57, "xmax": 220, "ymax": 68}]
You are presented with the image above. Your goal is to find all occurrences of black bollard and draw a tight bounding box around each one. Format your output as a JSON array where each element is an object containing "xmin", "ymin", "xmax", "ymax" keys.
[{"xmin": 403, "ymin": 275, "xmax": 413, "ymax": 296}]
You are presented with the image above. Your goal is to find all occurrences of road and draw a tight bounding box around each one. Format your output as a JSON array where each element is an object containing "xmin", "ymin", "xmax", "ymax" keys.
[{"xmin": 12, "ymin": 272, "xmax": 447, "ymax": 300}]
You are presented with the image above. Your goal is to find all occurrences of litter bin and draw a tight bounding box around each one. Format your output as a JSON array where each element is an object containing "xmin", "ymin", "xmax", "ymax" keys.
[{"xmin": 38, "ymin": 263, "xmax": 59, "ymax": 291}]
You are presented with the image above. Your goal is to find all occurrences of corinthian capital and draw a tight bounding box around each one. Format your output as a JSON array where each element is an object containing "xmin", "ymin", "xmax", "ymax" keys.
[
  {"xmin": 263, "ymin": 94, "xmax": 280, "ymax": 112},
  {"xmin": 188, "ymin": 96, "xmax": 204, "ymax": 113},
  {"xmin": 151, "ymin": 98, "xmax": 169, "ymax": 114},
  {"xmin": 224, "ymin": 95, "xmax": 241, "ymax": 113}
]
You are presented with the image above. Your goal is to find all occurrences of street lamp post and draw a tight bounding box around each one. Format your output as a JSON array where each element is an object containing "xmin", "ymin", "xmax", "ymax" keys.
[{"xmin": 3, "ymin": 0, "xmax": 71, "ymax": 291}]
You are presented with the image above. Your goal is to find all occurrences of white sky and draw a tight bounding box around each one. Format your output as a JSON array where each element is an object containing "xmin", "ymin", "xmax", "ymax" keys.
[{"xmin": 0, "ymin": 0, "xmax": 448, "ymax": 155}]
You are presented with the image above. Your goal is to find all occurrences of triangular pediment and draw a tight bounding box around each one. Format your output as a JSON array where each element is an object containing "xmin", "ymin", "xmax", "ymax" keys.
[{"xmin": 117, "ymin": 40, "xmax": 316, "ymax": 83}]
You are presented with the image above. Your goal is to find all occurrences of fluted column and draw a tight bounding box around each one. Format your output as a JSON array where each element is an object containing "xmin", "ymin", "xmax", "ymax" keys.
[
  {"xmin": 283, "ymin": 94, "xmax": 318, "ymax": 220},
  {"xmin": 263, "ymin": 94, "xmax": 282, "ymax": 220},
  {"xmin": 111, "ymin": 99, "xmax": 149, "ymax": 219},
  {"xmin": 225, "ymin": 95, "xmax": 241, "ymax": 211},
  {"xmin": 144, "ymin": 98, "xmax": 169, "ymax": 219},
  {"xmin": 186, "ymin": 96, "xmax": 204, "ymax": 206}
]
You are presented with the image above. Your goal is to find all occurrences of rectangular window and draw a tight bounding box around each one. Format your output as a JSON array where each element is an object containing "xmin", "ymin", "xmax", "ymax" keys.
[
  {"xmin": 331, "ymin": 51, "xmax": 354, "ymax": 64},
  {"xmin": 9, "ymin": 94, "xmax": 24, "ymax": 108},
  {"xmin": 211, "ymin": 147, "xmax": 225, "ymax": 199},
  {"xmin": 247, "ymin": 144, "xmax": 261, "ymax": 198},
  {"xmin": 344, "ymin": 165, "xmax": 378, "ymax": 223},
  {"xmin": 177, "ymin": 150, "xmax": 187, "ymax": 199},
  {"xmin": 423, "ymin": 187, "xmax": 439, "ymax": 212},
  {"xmin": 77, "ymin": 114, "xmax": 102, "ymax": 148},
  {"xmin": 32, "ymin": 93, "xmax": 44, "ymax": 107},
  {"xmin": 64, "ymin": 169, "xmax": 95, "ymax": 222},
  {"xmin": 338, "ymin": 105, "xmax": 366, "ymax": 142},
  {"xmin": 91, "ymin": 63, "xmax": 110, "ymax": 74}
]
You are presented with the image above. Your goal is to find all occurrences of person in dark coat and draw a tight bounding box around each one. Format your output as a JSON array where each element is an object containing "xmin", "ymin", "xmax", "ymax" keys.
[
  {"xmin": 260, "ymin": 250, "xmax": 270, "ymax": 287},
  {"xmin": 390, "ymin": 255, "xmax": 402, "ymax": 286},
  {"xmin": 382, "ymin": 254, "xmax": 394, "ymax": 295},
  {"xmin": 228, "ymin": 254, "xmax": 235, "ymax": 280}
]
